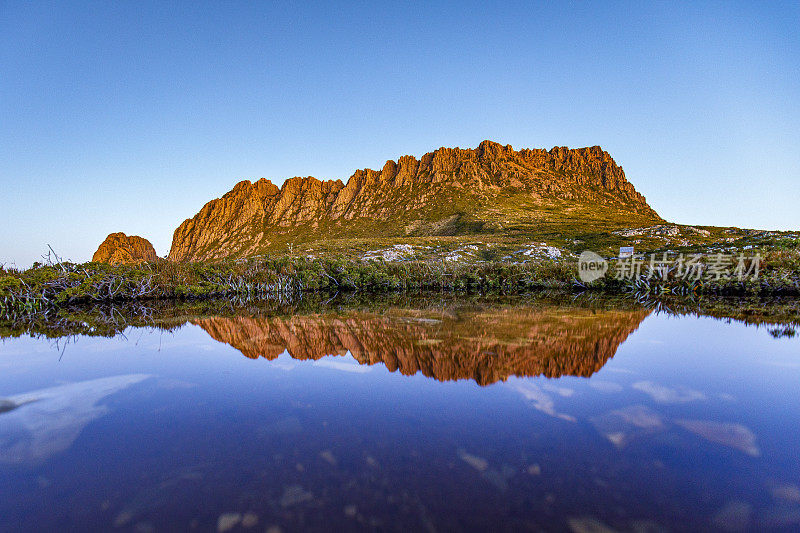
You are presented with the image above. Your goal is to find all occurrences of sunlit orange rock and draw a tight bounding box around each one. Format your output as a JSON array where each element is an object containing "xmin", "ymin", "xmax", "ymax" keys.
[
  {"xmin": 92, "ymin": 232, "xmax": 158, "ymax": 264},
  {"xmin": 169, "ymin": 141, "xmax": 661, "ymax": 261}
]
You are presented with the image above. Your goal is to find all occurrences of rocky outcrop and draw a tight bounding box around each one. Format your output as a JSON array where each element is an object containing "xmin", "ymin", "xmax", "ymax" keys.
[
  {"xmin": 193, "ymin": 305, "xmax": 651, "ymax": 384},
  {"xmin": 92, "ymin": 232, "xmax": 158, "ymax": 264},
  {"xmin": 170, "ymin": 141, "xmax": 661, "ymax": 261}
]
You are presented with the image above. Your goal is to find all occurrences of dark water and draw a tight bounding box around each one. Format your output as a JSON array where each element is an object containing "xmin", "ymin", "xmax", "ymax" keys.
[{"xmin": 1, "ymin": 298, "xmax": 799, "ymax": 532}]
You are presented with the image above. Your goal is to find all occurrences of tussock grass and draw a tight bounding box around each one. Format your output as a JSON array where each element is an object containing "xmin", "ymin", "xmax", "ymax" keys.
[
  {"xmin": 1, "ymin": 246, "xmax": 798, "ymax": 322},
  {"xmin": 0, "ymin": 255, "xmax": 574, "ymax": 319}
]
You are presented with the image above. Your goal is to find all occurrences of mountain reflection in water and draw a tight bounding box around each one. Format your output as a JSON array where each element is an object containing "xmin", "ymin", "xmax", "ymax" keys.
[
  {"xmin": 1, "ymin": 296, "xmax": 800, "ymax": 531},
  {"xmin": 194, "ymin": 305, "xmax": 651, "ymax": 384}
]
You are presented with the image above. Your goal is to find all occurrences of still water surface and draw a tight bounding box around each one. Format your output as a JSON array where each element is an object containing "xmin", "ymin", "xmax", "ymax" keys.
[{"xmin": 1, "ymin": 298, "xmax": 799, "ymax": 531}]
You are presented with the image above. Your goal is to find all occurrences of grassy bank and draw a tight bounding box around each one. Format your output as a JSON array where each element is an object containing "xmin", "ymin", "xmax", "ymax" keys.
[
  {"xmin": 1, "ymin": 249, "xmax": 799, "ymax": 319},
  {"xmin": 0, "ymin": 256, "xmax": 574, "ymax": 314},
  {"xmin": 2, "ymin": 290, "xmax": 799, "ymax": 342}
]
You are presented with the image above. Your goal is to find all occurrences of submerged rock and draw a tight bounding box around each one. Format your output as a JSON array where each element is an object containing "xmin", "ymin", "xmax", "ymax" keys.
[
  {"xmin": 319, "ymin": 450, "xmax": 337, "ymax": 466},
  {"xmin": 216, "ymin": 513, "xmax": 241, "ymax": 533},
  {"xmin": 458, "ymin": 449, "xmax": 488, "ymax": 472},
  {"xmin": 240, "ymin": 513, "xmax": 258, "ymax": 528},
  {"xmin": 457, "ymin": 449, "xmax": 515, "ymax": 491},
  {"xmin": 527, "ymin": 464, "xmax": 542, "ymax": 475},
  {"xmin": 280, "ymin": 485, "xmax": 313, "ymax": 507}
]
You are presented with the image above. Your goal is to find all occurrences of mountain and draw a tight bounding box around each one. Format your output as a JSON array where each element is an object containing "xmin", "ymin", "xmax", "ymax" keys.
[
  {"xmin": 92, "ymin": 233, "xmax": 158, "ymax": 264},
  {"xmin": 169, "ymin": 141, "xmax": 661, "ymax": 261},
  {"xmin": 193, "ymin": 305, "xmax": 651, "ymax": 385}
]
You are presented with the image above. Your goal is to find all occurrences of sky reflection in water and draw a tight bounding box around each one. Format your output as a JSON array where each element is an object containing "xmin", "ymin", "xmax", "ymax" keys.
[{"xmin": 0, "ymin": 301, "xmax": 799, "ymax": 531}]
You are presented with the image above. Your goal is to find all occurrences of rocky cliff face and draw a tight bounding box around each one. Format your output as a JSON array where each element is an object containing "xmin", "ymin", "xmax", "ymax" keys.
[
  {"xmin": 170, "ymin": 141, "xmax": 661, "ymax": 261},
  {"xmin": 92, "ymin": 232, "xmax": 158, "ymax": 264},
  {"xmin": 193, "ymin": 305, "xmax": 651, "ymax": 384}
]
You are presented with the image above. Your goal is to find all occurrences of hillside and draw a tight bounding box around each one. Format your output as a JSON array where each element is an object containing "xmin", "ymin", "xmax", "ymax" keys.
[{"xmin": 169, "ymin": 141, "xmax": 661, "ymax": 261}]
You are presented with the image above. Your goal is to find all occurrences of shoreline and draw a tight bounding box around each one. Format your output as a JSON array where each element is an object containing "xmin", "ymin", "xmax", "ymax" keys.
[
  {"xmin": 2, "ymin": 254, "xmax": 799, "ymax": 328},
  {"xmin": 2, "ymin": 289, "xmax": 798, "ymax": 342}
]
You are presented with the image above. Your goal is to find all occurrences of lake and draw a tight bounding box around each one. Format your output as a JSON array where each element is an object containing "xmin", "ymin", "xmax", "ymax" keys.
[{"xmin": 1, "ymin": 295, "xmax": 799, "ymax": 532}]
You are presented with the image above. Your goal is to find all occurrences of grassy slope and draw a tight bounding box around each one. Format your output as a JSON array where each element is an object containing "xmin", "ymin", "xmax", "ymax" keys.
[
  {"xmin": 184, "ymin": 182, "xmax": 664, "ymax": 260},
  {"xmin": 190, "ymin": 184, "xmax": 793, "ymax": 262}
]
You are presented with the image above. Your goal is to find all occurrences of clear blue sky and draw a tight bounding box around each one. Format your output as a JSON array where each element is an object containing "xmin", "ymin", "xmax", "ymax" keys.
[{"xmin": 1, "ymin": 1, "xmax": 798, "ymax": 266}]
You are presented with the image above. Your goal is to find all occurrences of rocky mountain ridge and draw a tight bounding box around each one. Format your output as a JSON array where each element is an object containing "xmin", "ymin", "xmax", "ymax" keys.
[{"xmin": 169, "ymin": 141, "xmax": 661, "ymax": 261}]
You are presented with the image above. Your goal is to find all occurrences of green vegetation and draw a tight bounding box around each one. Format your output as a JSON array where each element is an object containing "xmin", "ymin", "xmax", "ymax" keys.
[
  {"xmin": 0, "ymin": 256, "xmax": 575, "ymax": 316},
  {"xmin": 188, "ymin": 210, "xmax": 799, "ymax": 274},
  {"xmin": 1, "ymin": 238, "xmax": 799, "ymax": 324},
  {"xmin": 184, "ymin": 194, "xmax": 664, "ymax": 261}
]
